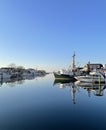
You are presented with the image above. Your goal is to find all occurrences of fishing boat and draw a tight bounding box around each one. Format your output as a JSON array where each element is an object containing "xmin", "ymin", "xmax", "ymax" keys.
[
  {"xmin": 53, "ymin": 69, "xmax": 75, "ymax": 80},
  {"xmin": 53, "ymin": 52, "xmax": 76, "ymax": 80}
]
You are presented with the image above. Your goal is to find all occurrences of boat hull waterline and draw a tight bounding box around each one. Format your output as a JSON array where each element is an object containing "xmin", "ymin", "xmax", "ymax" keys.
[{"xmin": 53, "ymin": 72, "xmax": 76, "ymax": 80}]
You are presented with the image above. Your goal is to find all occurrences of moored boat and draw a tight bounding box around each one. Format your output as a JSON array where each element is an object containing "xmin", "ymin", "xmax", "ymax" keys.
[
  {"xmin": 53, "ymin": 52, "xmax": 76, "ymax": 80},
  {"xmin": 53, "ymin": 70, "xmax": 75, "ymax": 80},
  {"xmin": 75, "ymin": 71, "xmax": 105, "ymax": 83}
]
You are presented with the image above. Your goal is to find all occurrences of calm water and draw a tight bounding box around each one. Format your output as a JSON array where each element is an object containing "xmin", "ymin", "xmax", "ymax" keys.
[{"xmin": 0, "ymin": 74, "xmax": 106, "ymax": 130}]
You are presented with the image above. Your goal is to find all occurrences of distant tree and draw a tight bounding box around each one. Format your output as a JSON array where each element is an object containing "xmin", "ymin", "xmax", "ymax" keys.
[
  {"xmin": 8, "ymin": 63, "xmax": 16, "ymax": 68},
  {"xmin": 17, "ymin": 66, "xmax": 25, "ymax": 70},
  {"xmin": 16, "ymin": 66, "xmax": 25, "ymax": 74}
]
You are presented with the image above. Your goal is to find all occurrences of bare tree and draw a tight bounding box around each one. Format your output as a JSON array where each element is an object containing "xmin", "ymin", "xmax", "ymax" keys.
[{"xmin": 8, "ymin": 63, "xmax": 16, "ymax": 68}]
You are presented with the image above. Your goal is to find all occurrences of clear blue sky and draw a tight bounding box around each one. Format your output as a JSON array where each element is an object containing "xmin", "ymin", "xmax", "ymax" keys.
[{"xmin": 0, "ymin": 0, "xmax": 106, "ymax": 71}]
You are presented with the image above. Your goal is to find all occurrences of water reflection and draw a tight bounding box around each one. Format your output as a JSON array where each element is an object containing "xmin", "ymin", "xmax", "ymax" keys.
[
  {"xmin": 0, "ymin": 75, "xmax": 46, "ymax": 87},
  {"xmin": 0, "ymin": 78, "xmax": 23, "ymax": 87},
  {"xmin": 54, "ymin": 79, "xmax": 106, "ymax": 104},
  {"xmin": 54, "ymin": 79, "xmax": 78, "ymax": 104},
  {"xmin": 75, "ymin": 81, "xmax": 106, "ymax": 97},
  {"xmin": 0, "ymin": 75, "xmax": 106, "ymax": 130}
]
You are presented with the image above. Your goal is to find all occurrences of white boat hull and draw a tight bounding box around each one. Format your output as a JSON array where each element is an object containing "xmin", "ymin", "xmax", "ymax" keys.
[{"xmin": 75, "ymin": 76, "xmax": 105, "ymax": 83}]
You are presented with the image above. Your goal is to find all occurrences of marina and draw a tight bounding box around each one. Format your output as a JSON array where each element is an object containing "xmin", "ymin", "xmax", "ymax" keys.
[
  {"xmin": 53, "ymin": 53, "xmax": 106, "ymax": 85},
  {"xmin": 1, "ymin": 0, "xmax": 106, "ymax": 130}
]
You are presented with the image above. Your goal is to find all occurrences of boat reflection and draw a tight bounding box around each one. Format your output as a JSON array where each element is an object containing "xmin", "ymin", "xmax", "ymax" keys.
[
  {"xmin": 75, "ymin": 81, "xmax": 106, "ymax": 97},
  {"xmin": 54, "ymin": 79, "xmax": 78, "ymax": 104},
  {"xmin": 54, "ymin": 79, "xmax": 106, "ymax": 104}
]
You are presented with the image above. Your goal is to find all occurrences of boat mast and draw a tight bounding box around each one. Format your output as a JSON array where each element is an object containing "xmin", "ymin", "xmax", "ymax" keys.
[
  {"xmin": 68, "ymin": 52, "xmax": 76, "ymax": 71},
  {"xmin": 72, "ymin": 52, "xmax": 75, "ymax": 70}
]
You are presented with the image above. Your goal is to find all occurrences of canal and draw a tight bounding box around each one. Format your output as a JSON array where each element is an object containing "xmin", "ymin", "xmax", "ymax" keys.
[{"xmin": 0, "ymin": 74, "xmax": 106, "ymax": 130}]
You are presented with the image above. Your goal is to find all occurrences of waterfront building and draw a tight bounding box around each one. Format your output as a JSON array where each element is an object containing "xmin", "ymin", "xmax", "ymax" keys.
[{"xmin": 83, "ymin": 63, "xmax": 103, "ymax": 71}]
